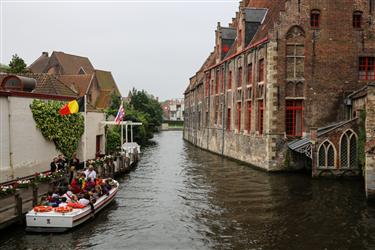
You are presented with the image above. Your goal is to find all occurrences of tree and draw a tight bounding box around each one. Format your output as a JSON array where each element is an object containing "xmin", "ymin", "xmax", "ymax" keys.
[
  {"xmin": 129, "ymin": 88, "xmax": 163, "ymax": 130},
  {"xmin": 104, "ymin": 89, "xmax": 163, "ymax": 148},
  {"xmin": 7, "ymin": 54, "xmax": 28, "ymax": 73}
]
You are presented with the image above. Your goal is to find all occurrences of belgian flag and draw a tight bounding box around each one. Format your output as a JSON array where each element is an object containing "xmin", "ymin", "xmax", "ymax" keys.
[{"xmin": 59, "ymin": 96, "xmax": 85, "ymax": 116}]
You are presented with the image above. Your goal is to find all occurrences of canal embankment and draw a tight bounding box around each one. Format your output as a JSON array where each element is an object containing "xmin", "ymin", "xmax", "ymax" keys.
[{"xmin": 0, "ymin": 149, "xmax": 140, "ymax": 231}]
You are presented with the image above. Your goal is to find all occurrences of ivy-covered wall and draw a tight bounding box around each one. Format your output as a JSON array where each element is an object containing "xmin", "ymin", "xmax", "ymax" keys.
[{"xmin": 30, "ymin": 99, "xmax": 84, "ymax": 159}]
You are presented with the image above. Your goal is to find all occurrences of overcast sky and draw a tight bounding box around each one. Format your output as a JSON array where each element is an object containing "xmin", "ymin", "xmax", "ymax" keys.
[{"xmin": 1, "ymin": 0, "xmax": 238, "ymax": 101}]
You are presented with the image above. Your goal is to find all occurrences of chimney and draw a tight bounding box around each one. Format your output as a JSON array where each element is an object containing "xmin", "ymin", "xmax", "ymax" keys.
[{"xmin": 42, "ymin": 52, "xmax": 49, "ymax": 57}]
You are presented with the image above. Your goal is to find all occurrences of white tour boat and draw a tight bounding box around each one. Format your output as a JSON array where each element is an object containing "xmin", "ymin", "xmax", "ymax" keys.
[{"xmin": 25, "ymin": 180, "xmax": 119, "ymax": 233}]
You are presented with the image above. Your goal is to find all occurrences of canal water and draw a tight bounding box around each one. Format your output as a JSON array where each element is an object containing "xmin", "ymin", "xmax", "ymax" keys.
[{"xmin": 1, "ymin": 131, "xmax": 375, "ymax": 249}]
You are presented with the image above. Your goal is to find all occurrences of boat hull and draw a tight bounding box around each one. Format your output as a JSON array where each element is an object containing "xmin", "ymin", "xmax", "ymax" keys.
[{"xmin": 26, "ymin": 182, "xmax": 118, "ymax": 233}]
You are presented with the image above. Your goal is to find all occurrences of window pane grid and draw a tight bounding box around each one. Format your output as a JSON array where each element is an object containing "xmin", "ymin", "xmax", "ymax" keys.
[
  {"xmin": 353, "ymin": 13, "xmax": 362, "ymax": 28},
  {"xmin": 285, "ymin": 100, "xmax": 303, "ymax": 136},
  {"xmin": 359, "ymin": 57, "xmax": 375, "ymax": 80},
  {"xmin": 247, "ymin": 101, "xmax": 252, "ymax": 132},
  {"xmin": 258, "ymin": 100, "xmax": 264, "ymax": 134},
  {"xmin": 311, "ymin": 13, "xmax": 320, "ymax": 28}
]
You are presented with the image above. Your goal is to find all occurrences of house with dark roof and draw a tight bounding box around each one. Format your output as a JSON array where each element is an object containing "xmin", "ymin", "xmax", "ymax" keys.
[
  {"xmin": 184, "ymin": 0, "xmax": 375, "ymax": 189},
  {"xmin": 29, "ymin": 51, "xmax": 94, "ymax": 75}
]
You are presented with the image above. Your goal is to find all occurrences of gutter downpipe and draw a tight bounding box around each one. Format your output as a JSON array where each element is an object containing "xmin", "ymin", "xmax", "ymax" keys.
[
  {"xmin": 221, "ymin": 62, "xmax": 227, "ymax": 156},
  {"xmin": 207, "ymin": 74, "xmax": 211, "ymax": 150},
  {"xmin": 7, "ymin": 97, "xmax": 14, "ymax": 180}
]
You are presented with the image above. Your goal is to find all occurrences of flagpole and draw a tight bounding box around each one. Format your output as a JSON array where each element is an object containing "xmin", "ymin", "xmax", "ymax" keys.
[
  {"xmin": 121, "ymin": 99, "xmax": 124, "ymax": 153},
  {"xmin": 84, "ymin": 94, "xmax": 87, "ymax": 169}
]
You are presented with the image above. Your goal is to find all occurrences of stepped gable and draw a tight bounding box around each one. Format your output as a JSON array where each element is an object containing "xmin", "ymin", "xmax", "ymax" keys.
[{"xmin": 246, "ymin": 0, "xmax": 286, "ymax": 46}]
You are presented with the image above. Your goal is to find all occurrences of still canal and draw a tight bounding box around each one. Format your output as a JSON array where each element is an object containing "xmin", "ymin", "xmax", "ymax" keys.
[{"xmin": 1, "ymin": 131, "xmax": 375, "ymax": 249}]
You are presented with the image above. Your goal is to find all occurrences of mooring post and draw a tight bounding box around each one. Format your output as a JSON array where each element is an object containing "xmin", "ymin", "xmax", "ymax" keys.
[
  {"xmin": 15, "ymin": 193, "xmax": 22, "ymax": 224},
  {"xmin": 32, "ymin": 185, "xmax": 38, "ymax": 207}
]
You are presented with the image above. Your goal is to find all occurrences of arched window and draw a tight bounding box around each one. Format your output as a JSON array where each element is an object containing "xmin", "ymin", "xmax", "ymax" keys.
[
  {"xmin": 311, "ymin": 10, "xmax": 320, "ymax": 29},
  {"xmin": 340, "ymin": 130, "xmax": 358, "ymax": 168},
  {"xmin": 318, "ymin": 140, "xmax": 336, "ymax": 168}
]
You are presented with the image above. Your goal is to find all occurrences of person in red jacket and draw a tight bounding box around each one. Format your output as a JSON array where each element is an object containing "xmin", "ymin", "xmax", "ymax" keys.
[{"xmin": 70, "ymin": 177, "xmax": 81, "ymax": 194}]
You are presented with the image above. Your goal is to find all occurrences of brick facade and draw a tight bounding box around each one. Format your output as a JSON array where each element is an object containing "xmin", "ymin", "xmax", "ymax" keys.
[{"xmin": 184, "ymin": 0, "xmax": 375, "ymax": 171}]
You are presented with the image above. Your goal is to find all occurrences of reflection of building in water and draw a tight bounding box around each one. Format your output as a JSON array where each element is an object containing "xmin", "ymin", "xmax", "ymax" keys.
[
  {"xmin": 183, "ymin": 0, "xmax": 375, "ymax": 198},
  {"xmin": 161, "ymin": 98, "xmax": 184, "ymax": 121}
]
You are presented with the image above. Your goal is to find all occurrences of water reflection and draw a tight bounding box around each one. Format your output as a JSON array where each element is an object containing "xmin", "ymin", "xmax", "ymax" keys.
[{"xmin": 1, "ymin": 131, "xmax": 375, "ymax": 249}]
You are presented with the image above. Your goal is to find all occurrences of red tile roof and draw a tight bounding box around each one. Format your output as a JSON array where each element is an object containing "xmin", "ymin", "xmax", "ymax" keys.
[
  {"xmin": 57, "ymin": 74, "xmax": 93, "ymax": 96},
  {"xmin": 53, "ymin": 51, "xmax": 95, "ymax": 75}
]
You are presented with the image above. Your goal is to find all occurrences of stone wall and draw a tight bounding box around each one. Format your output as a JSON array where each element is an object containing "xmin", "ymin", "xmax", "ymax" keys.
[{"xmin": 365, "ymin": 86, "xmax": 375, "ymax": 199}]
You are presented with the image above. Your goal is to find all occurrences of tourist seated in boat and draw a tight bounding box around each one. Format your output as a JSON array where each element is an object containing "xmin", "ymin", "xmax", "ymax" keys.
[
  {"xmin": 62, "ymin": 190, "xmax": 78, "ymax": 202},
  {"xmin": 70, "ymin": 178, "xmax": 82, "ymax": 194},
  {"xmin": 94, "ymin": 185, "xmax": 103, "ymax": 197},
  {"xmin": 85, "ymin": 177, "xmax": 96, "ymax": 191},
  {"xmin": 78, "ymin": 193, "xmax": 91, "ymax": 206},
  {"xmin": 84, "ymin": 165, "xmax": 97, "ymax": 180},
  {"xmin": 79, "ymin": 173, "xmax": 87, "ymax": 190},
  {"xmin": 58, "ymin": 197, "xmax": 68, "ymax": 207}
]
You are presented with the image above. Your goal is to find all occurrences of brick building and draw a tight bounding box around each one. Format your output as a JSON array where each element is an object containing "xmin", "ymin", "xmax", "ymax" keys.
[
  {"xmin": 29, "ymin": 51, "xmax": 121, "ymax": 110},
  {"xmin": 161, "ymin": 98, "xmax": 185, "ymax": 121},
  {"xmin": 184, "ymin": 0, "xmax": 375, "ymax": 172}
]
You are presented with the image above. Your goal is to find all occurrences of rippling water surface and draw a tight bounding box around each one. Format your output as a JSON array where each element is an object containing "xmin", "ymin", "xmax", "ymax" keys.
[{"xmin": 1, "ymin": 131, "xmax": 375, "ymax": 249}]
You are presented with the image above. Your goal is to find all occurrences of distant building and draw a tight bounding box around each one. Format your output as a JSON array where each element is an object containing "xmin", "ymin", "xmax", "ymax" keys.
[
  {"xmin": 161, "ymin": 99, "xmax": 184, "ymax": 121},
  {"xmin": 28, "ymin": 51, "xmax": 121, "ymax": 110}
]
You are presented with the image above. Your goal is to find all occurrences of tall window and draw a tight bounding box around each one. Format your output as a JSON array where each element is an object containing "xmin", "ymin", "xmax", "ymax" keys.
[
  {"xmin": 221, "ymin": 69, "xmax": 225, "ymax": 93},
  {"xmin": 310, "ymin": 10, "xmax": 320, "ymax": 28},
  {"xmin": 353, "ymin": 11, "xmax": 362, "ymax": 29},
  {"xmin": 258, "ymin": 100, "xmax": 264, "ymax": 134},
  {"xmin": 247, "ymin": 101, "xmax": 252, "ymax": 132},
  {"xmin": 227, "ymin": 108, "xmax": 231, "ymax": 130},
  {"xmin": 205, "ymin": 74, "xmax": 210, "ymax": 96},
  {"xmin": 238, "ymin": 29, "xmax": 242, "ymax": 46},
  {"xmin": 205, "ymin": 111, "xmax": 209, "ymax": 127},
  {"xmin": 247, "ymin": 63, "xmax": 253, "ymax": 85},
  {"xmin": 237, "ymin": 67, "xmax": 243, "ymax": 87},
  {"xmin": 340, "ymin": 130, "xmax": 358, "ymax": 168},
  {"xmin": 359, "ymin": 57, "xmax": 375, "ymax": 80},
  {"xmin": 285, "ymin": 100, "xmax": 303, "ymax": 136},
  {"xmin": 228, "ymin": 71, "xmax": 232, "ymax": 89},
  {"xmin": 318, "ymin": 141, "xmax": 335, "ymax": 168},
  {"xmin": 286, "ymin": 44, "xmax": 305, "ymax": 80},
  {"xmin": 258, "ymin": 59, "xmax": 264, "ymax": 82},
  {"xmin": 237, "ymin": 102, "xmax": 241, "ymax": 132},
  {"xmin": 216, "ymin": 69, "xmax": 220, "ymax": 94}
]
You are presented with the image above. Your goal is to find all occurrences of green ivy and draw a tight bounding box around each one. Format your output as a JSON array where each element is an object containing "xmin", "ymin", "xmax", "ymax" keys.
[{"xmin": 30, "ymin": 99, "xmax": 84, "ymax": 159}]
